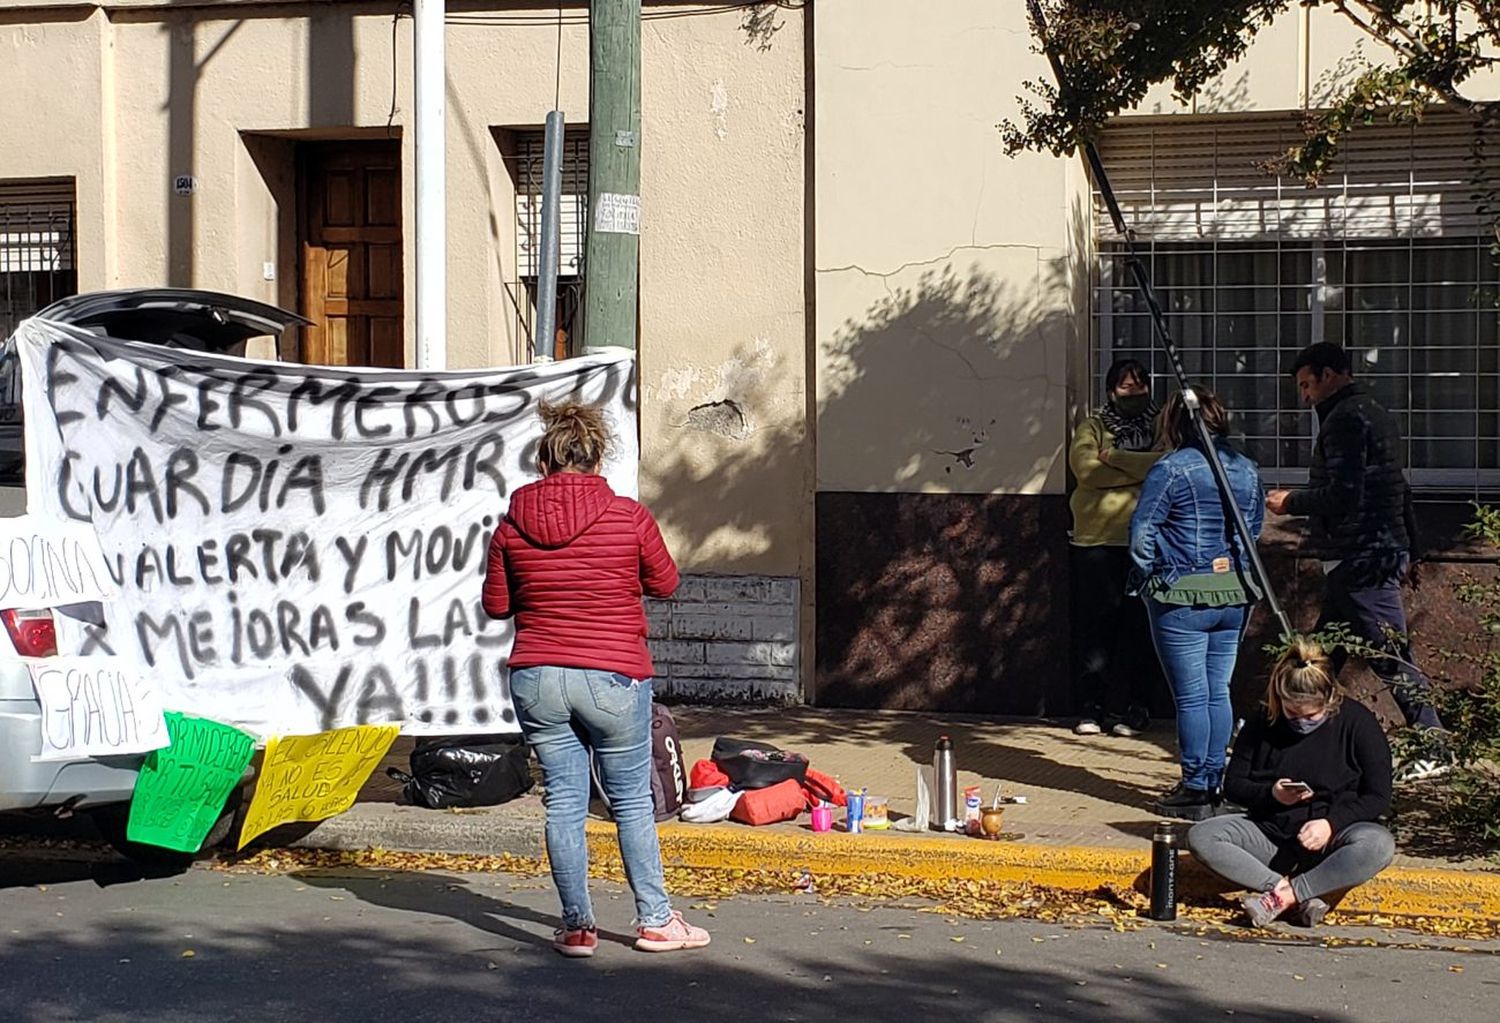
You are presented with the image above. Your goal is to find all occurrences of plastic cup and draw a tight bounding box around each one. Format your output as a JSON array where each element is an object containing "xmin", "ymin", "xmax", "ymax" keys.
[{"xmin": 810, "ymin": 805, "xmax": 833, "ymax": 832}]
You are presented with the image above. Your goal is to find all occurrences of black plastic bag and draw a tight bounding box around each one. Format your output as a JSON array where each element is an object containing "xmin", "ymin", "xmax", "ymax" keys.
[{"xmin": 387, "ymin": 734, "xmax": 533, "ymax": 809}]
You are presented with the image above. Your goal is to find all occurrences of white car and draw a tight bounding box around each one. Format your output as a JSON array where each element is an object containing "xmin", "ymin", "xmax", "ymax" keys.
[{"xmin": 0, "ymin": 289, "xmax": 307, "ymax": 861}]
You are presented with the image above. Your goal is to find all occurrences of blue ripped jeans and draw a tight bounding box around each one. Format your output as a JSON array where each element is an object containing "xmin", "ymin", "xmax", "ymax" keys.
[{"xmin": 507, "ymin": 666, "xmax": 672, "ymax": 930}]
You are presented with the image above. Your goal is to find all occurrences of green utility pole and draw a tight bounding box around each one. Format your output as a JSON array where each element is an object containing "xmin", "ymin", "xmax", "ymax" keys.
[{"xmin": 582, "ymin": 0, "xmax": 642, "ymax": 353}]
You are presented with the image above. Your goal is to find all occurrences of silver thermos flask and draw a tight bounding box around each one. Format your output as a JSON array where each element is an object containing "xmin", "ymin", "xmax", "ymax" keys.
[{"xmin": 932, "ymin": 734, "xmax": 959, "ymax": 831}]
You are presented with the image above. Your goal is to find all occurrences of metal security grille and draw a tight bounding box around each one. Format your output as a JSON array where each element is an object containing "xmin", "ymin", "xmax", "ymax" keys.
[
  {"xmin": 1, "ymin": 178, "xmax": 77, "ymax": 338},
  {"xmin": 1093, "ymin": 113, "xmax": 1500, "ymax": 490},
  {"xmin": 507, "ymin": 129, "xmax": 588, "ymax": 358}
]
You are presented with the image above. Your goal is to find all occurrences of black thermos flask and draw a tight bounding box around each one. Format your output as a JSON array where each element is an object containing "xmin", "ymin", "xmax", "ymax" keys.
[{"xmin": 1148, "ymin": 821, "xmax": 1179, "ymax": 921}]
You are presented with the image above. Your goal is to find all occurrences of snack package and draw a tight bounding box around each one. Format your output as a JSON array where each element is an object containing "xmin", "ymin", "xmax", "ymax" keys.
[{"xmin": 962, "ymin": 785, "xmax": 983, "ymax": 835}]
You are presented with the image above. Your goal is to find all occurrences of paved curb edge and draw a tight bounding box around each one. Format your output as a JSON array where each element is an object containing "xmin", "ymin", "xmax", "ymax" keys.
[
  {"xmin": 589, "ymin": 820, "xmax": 1500, "ymax": 922},
  {"xmin": 274, "ymin": 811, "xmax": 1500, "ymax": 922}
]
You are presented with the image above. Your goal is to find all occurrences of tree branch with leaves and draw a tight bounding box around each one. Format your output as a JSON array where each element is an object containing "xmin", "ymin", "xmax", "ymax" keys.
[{"xmin": 1001, "ymin": 1, "xmax": 1500, "ymax": 183}]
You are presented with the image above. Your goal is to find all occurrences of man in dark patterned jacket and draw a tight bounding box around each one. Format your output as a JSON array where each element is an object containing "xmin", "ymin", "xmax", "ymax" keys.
[{"xmin": 1266, "ymin": 344, "xmax": 1445, "ymax": 762}]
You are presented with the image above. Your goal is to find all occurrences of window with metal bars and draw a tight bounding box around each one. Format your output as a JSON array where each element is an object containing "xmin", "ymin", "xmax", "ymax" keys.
[
  {"xmin": 1093, "ymin": 113, "xmax": 1500, "ymax": 491},
  {"xmin": 1, "ymin": 178, "xmax": 77, "ymax": 483},
  {"xmin": 1, "ymin": 178, "xmax": 77, "ymax": 338},
  {"xmin": 505, "ymin": 127, "xmax": 588, "ymax": 359}
]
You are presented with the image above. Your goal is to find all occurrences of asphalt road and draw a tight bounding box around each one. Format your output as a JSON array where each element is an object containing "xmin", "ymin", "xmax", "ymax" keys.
[{"xmin": 1, "ymin": 854, "xmax": 1497, "ymax": 1023}]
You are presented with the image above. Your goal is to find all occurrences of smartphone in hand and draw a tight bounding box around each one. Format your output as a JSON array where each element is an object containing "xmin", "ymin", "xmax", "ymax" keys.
[{"xmin": 1284, "ymin": 781, "xmax": 1313, "ymax": 796}]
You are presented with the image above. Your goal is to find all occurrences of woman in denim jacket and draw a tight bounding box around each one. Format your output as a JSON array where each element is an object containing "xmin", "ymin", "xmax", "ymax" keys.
[{"xmin": 1130, "ymin": 386, "xmax": 1265, "ymax": 820}]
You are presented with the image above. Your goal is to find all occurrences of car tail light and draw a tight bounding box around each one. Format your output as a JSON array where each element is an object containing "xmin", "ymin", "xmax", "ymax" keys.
[{"xmin": 1, "ymin": 608, "xmax": 58, "ymax": 657}]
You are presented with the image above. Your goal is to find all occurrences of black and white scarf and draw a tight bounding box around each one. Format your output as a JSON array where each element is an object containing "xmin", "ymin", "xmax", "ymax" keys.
[{"xmin": 1096, "ymin": 400, "xmax": 1159, "ymax": 452}]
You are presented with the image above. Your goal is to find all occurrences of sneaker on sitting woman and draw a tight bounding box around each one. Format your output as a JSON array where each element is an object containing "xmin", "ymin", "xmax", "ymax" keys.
[
  {"xmin": 635, "ymin": 911, "xmax": 711, "ymax": 952},
  {"xmin": 1284, "ymin": 897, "xmax": 1329, "ymax": 928},
  {"xmin": 1074, "ymin": 718, "xmax": 1103, "ymax": 736},
  {"xmin": 553, "ymin": 925, "xmax": 599, "ymax": 958},
  {"xmin": 1242, "ymin": 888, "xmax": 1292, "ymax": 929}
]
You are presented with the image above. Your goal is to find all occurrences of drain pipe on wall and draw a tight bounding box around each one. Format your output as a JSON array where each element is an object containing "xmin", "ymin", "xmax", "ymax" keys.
[
  {"xmin": 413, "ymin": 0, "xmax": 448, "ymax": 372},
  {"xmin": 532, "ymin": 111, "xmax": 567, "ymax": 363}
]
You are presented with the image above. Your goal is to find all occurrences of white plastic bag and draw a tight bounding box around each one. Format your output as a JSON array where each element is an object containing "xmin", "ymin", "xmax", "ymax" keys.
[{"xmin": 893, "ymin": 765, "xmax": 931, "ymax": 832}]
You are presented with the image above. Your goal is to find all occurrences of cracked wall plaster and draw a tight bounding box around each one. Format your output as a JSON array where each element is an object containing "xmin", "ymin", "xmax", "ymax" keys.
[{"xmin": 685, "ymin": 398, "xmax": 752, "ymax": 439}]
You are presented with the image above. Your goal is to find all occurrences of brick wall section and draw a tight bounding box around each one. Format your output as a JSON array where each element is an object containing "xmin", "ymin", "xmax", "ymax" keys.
[{"xmin": 647, "ymin": 575, "xmax": 800, "ymax": 704}]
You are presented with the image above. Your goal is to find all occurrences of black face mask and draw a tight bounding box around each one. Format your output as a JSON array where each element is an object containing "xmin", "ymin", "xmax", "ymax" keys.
[{"xmin": 1112, "ymin": 393, "xmax": 1152, "ymax": 417}]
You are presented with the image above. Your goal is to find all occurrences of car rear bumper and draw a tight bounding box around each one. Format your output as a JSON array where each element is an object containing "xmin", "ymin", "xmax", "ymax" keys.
[{"xmin": 0, "ymin": 699, "xmax": 143, "ymax": 812}]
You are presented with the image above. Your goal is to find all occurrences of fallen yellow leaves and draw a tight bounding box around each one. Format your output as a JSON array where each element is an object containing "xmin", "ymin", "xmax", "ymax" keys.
[
  {"xmin": 213, "ymin": 847, "xmax": 548, "ymax": 877},
  {"xmin": 209, "ymin": 846, "xmax": 1500, "ymax": 941}
]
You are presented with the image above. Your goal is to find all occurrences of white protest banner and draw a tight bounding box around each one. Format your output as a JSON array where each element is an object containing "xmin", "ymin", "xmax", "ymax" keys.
[
  {"xmin": 28, "ymin": 656, "xmax": 169, "ymax": 761},
  {"xmin": 14, "ymin": 319, "xmax": 638, "ymax": 736},
  {"xmin": 0, "ymin": 514, "xmax": 116, "ymax": 611}
]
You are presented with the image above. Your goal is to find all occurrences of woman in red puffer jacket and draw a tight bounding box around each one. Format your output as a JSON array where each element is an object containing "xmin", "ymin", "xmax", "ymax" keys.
[{"xmin": 483, "ymin": 400, "xmax": 709, "ymax": 959}]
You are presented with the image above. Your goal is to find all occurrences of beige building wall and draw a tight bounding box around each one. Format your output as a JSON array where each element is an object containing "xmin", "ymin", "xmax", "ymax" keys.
[
  {"xmin": 0, "ymin": 7, "xmax": 111, "ymax": 290},
  {"xmin": 810, "ymin": 1, "xmax": 1442, "ymax": 501},
  {"xmin": 0, "ymin": 2, "xmax": 808, "ymax": 585},
  {"xmin": 807, "ymin": 0, "xmax": 1500, "ymax": 715},
  {"xmin": 1133, "ymin": 4, "xmax": 1499, "ymax": 116},
  {"xmin": 814, "ymin": 0, "xmax": 1078, "ymax": 497}
]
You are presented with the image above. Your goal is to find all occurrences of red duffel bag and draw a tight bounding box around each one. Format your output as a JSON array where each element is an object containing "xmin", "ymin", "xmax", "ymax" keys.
[
  {"xmin": 729, "ymin": 777, "xmax": 807, "ymax": 826},
  {"xmin": 801, "ymin": 768, "xmax": 846, "ymax": 808},
  {"xmin": 689, "ymin": 759, "xmax": 731, "ymax": 794}
]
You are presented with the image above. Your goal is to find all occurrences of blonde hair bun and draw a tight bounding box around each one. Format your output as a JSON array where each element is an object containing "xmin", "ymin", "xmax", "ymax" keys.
[
  {"xmin": 537, "ymin": 400, "xmax": 610, "ymax": 473},
  {"xmin": 1266, "ymin": 636, "xmax": 1343, "ymax": 721}
]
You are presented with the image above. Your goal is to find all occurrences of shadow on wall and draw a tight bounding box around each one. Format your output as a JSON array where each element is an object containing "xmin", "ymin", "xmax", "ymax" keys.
[
  {"xmin": 818, "ymin": 266, "xmax": 1065, "ymax": 488},
  {"xmin": 153, "ymin": 5, "xmax": 354, "ymax": 291},
  {"xmin": 642, "ymin": 343, "xmax": 807, "ymax": 576},
  {"xmin": 813, "ymin": 265, "xmax": 1071, "ymax": 715}
]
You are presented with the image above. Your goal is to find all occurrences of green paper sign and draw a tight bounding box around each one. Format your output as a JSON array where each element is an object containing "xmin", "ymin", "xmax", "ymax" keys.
[{"xmin": 127, "ymin": 712, "xmax": 255, "ymax": 853}]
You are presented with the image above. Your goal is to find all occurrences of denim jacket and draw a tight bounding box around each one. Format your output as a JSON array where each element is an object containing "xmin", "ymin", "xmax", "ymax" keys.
[{"xmin": 1129, "ymin": 440, "xmax": 1265, "ymax": 591}]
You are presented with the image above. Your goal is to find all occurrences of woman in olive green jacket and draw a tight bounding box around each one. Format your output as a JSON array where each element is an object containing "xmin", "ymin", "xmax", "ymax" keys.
[{"xmin": 1069, "ymin": 358, "xmax": 1162, "ymax": 736}]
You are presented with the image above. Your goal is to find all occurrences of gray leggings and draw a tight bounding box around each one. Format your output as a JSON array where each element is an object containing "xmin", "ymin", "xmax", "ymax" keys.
[{"xmin": 1187, "ymin": 814, "xmax": 1395, "ymax": 904}]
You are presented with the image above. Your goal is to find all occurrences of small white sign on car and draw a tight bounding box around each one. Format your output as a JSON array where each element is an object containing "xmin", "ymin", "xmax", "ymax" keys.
[
  {"xmin": 28, "ymin": 657, "xmax": 170, "ymax": 762},
  {"xmin": 0, "ymin": 515, "xmax": 118, "ymax": 612}
]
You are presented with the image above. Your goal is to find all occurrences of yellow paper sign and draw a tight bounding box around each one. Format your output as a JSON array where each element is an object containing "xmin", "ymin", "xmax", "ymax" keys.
[{"xmin": 238, "ymin": 723, "xmax": 400, "ymax": 849}]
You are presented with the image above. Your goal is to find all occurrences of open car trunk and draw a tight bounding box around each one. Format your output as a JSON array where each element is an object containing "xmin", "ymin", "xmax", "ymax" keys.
[{"xmin": 0, "ymin": 288, "xmax": 309, "ymax": 487}]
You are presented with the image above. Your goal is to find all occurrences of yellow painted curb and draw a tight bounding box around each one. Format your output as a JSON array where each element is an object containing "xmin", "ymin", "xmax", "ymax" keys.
[{"xmin": 584, "ymin": 819, "xmax": 1500, "ymax": 922}]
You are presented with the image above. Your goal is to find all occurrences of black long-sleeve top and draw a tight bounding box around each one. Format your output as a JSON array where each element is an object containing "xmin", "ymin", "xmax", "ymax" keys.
[
  {"xmin": 1284, "ymin": 383, "xmax": 1413, "ymax": 565},
  {"xmin": 1222, "ymin": 699, "xmax": 1393, "ymax": 843}
]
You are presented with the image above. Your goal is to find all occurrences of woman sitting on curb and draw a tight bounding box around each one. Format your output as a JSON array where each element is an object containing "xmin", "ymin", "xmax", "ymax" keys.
[{"xmin": 1187, "ymin": 639, "xmax": 1395, "ymax": 928}]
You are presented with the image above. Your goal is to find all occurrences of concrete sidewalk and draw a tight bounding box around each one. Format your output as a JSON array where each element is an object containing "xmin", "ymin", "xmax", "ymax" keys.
[{"xmin": 292, "ymin": 705, "xmax": 1500, "ymax": 921}]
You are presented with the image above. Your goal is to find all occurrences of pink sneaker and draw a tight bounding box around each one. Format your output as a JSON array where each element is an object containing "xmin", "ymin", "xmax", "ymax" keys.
[
  {"xmin": 553, "ymin": 926, "xmax": 598, "ymax": 958},
  {"xmin": 635, "ymin": 911, "xmax": 711, "ymax": 952}
]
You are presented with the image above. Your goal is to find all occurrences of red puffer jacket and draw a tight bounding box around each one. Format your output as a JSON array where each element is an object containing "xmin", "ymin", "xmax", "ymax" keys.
[{"xmin": 482, "ymin": 472, "xmax": 678, "ymax": 680}]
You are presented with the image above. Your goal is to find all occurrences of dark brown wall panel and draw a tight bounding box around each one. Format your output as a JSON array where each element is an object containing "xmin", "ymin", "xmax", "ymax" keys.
[
  {"xmin": 815, "ymin": 492, "xmax": 1071, "ymax": 715},
  {"xmin": 816, "ymin": 493, "xmax": 1497, "ymax": 720}
]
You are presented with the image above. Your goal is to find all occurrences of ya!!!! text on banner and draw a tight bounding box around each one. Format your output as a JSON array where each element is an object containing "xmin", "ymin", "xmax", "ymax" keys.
[{"xmin": 13, "ymin": 319, "xmax": 638, "ymax": 739}]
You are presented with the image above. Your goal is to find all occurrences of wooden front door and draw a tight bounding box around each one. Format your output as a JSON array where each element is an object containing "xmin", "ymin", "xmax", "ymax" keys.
[{"xmin": 299, "ymin": 141, "xmax": 404, "ymax": 367}]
